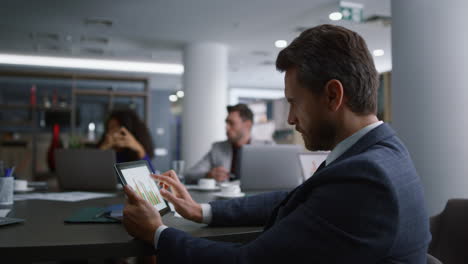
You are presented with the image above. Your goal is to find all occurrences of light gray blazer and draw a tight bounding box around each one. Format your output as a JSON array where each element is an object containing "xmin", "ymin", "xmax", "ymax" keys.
[{"xmin": 184, "ymin": 139, "xmax": 273, "ymax": 184}]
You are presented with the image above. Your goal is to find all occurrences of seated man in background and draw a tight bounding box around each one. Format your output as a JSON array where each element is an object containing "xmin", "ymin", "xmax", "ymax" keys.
[
  {"xmin": 123, "ymin": 24, "xmax": 431, "ymax": 263},
  {"xmin": 184, "ymin": 103, "xmax": 273, "ymax": 184}
]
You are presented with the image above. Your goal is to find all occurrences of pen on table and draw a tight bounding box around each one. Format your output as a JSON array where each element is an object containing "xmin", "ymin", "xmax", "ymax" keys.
[
  {"xmin": 6, "ymin": 166, "xmax": 15, "ymax": 177},
  {"xmin": 94, "ymin": 211, "xmax": 108, "ymax": 218}
]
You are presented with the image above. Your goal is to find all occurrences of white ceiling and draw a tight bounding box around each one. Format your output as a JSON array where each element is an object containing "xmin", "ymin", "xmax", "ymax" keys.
[{"xmin": 0, "ymin": 0, "xmax": 391, "ymax": 90}]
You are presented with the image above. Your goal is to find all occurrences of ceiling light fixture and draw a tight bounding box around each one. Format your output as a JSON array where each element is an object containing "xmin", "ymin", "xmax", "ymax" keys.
[
  {"xmin": 274, "ymin": 40, "xmax": 288, "ymax": 48},
  {"xmin": 176, "ymin": 91, "xmax": 184, "ymax": 98},
  {"xmin": 329, "ymin": 12, "xmax": 343, "ymax": 21},
  {"xmin": 169, "ymin": 94, "xmax": 178, "ymax": 102},
  {"xmin": 0, "ymin": 53, "xmax": 184, "ymax": 74},
  {"xmin": 373, "ymin": 49, "xmax": 385, "ymax": 57}
]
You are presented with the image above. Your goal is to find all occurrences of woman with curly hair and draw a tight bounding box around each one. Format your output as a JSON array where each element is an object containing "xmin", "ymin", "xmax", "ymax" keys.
[{"xmin": 98, "ymin": 109, "xmax": 155, "ymax": 172}]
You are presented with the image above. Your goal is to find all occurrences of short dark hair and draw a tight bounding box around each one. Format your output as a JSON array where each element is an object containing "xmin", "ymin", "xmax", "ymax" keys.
[
  {"xmin": 226, "ymin": 103, "xmax": 254, "ymax": 122},
  {"xmin": 276, "ymin": 24, "xmax": 379, "ymax": 115}
]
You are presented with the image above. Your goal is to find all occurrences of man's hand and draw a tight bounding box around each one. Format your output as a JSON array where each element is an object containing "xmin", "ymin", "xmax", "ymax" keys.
[
  {"xmin": 207, "ymin": 166, "xmax": 229, "ymax": 182},
  {"xmin": 153, "ymin": 170, "xmax": 203, "ymax": 223},
  {"xmin": 123, "ymin": 185, "xmax": 162, "ymax": 245},
  {"xmin": 113, "ymin": 127, "xmax": 146, "ymax": 158}
]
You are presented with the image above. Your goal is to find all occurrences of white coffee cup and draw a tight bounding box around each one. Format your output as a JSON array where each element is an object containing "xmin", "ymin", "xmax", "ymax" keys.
[
  {"xmin": 14, "ymin": 179, "xmax": 28, "ymax": 191},
  {"xmin": 198, "ymin": 178, "xmax": 216, "ymax": 189},
  {"xmin": 220, "ymin": 183, "xmax": 241, "ymax": 194}
]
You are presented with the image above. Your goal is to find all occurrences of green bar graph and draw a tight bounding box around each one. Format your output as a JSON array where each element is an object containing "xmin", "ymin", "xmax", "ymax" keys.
[{"xmin": 132, "ymin": 178, "xmax": 161, "ymax": 206}]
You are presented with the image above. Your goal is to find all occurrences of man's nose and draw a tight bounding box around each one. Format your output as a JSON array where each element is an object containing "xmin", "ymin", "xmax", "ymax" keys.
[{"xmin": 287, "ymin": 113, "xmax": 296, "ymax": 125}]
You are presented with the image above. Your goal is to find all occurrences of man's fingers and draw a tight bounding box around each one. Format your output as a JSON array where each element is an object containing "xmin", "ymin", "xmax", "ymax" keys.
[
  {"xmin": 219, "ymin": 167, "xmax": 229, "ymax": 173},
  {"xmin": 214, "ymin": 166, "xmax": 228, "ymax": 172},
  {"xmin": 161, "ymin": 170, "xmax": 179, "ymax": 182},
  {"xmin": 154, "ymin": 174, "xmax": 186, "ymax": 194},
  {"xmin": 214, "ymin": 174, "xmax": 227, "ymax": 182},
  {"xmin": 155, "ymin": 174, "xmax": 178, "ymax": 186},
  {"xmin": 124, "ymin": 185, "xmax": 142, "ymax": 204},
  {"xmin": 160, "ymin": 188, "xmax": 179, "ymax": 204}
]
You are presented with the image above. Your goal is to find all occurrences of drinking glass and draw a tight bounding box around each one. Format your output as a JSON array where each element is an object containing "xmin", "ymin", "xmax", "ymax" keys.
[{"xmin": 172, "ymin": 160, "xmax": 185, "ymax": 184}]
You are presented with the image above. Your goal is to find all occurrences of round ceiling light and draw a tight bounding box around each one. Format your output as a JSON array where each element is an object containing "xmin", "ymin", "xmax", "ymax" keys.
[
  {"xmin": 373, "ymin": 49, "xmax": 385, "ymax": 57},
  {"xmin": 329, "ymin": 12, "xmax": 343, "ymax": 21},
  {"xmin": 169, "ymin": 94, "xmax": 178, "ymax": 102},
  {"xmin": 275, "ymin": 40, "xmax": 288, "ymax": 48}
]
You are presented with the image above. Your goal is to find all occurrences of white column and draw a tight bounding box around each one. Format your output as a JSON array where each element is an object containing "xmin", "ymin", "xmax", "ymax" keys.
[
  {"xmin": 391, "ymin": 0, "xmax": 468, "ymax": 215},
  {"xmin": 182, "ymin": 43, "xmax": 228, "ymax": 168}
]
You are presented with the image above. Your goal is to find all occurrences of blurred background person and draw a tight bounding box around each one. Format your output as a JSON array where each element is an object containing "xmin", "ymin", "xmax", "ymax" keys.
[
  {"xmin": 184, "ymin": 103, "xmax": 273, "ymax": 184},
  {"xmin": 98, "ymin": 109, "xmax": 156, "ymax": 172}
]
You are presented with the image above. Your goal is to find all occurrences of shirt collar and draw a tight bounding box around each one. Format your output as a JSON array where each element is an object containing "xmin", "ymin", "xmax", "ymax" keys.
[
  {"xmin": 325, "ymin": 121, "xmax": 383, "ymax": 166},
  {"xmin": 232, "ymin": 138, "xmax": 251, "ymax": 150}
]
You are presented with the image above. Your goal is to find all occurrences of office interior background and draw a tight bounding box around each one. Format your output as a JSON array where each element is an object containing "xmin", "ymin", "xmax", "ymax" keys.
[{"xmin": 0, "ymin": 0, "xmax": 466, "ymax": 217}]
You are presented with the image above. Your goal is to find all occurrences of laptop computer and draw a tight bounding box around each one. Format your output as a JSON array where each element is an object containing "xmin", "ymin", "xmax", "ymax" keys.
[
  {"xmin": 238, "ymin": 144, "xmax": 303, "ymax": 192},
  {"xmin": 55, "ymin": 149, "xmax": 118, "ymax": 191},
  {"xmin": 297, "ymin": 151, "xmax": 329, "ymax": 181},
  {"xmin": 0, "ymin": 217, "xmax": 24, "ymax": 226}
]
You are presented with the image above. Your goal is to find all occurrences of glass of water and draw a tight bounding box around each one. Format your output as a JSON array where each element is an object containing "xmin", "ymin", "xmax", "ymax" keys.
[{"xmin": 172, "ymin": 160, "xmax": 185, "ymax": 184}]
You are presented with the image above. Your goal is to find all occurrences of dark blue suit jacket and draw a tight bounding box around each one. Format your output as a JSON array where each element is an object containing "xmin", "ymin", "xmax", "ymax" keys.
[{"xmin": 158, "ymin": 123, "xmax": 431, "ymax": 263}]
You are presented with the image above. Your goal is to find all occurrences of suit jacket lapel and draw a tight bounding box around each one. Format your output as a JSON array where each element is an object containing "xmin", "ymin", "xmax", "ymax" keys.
[
  {"xmin": 263, "ymin": 124, "xmax": 395, "ymax": 231},
  {"xmin": 264, "ymin": 161, "xmax": 326, "ymax": 230}
]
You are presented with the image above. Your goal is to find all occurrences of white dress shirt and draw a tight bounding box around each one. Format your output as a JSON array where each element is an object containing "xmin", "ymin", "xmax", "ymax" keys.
[{"xmin": 154, "ymin": 121, "xmax": 384, "ymax": 249}]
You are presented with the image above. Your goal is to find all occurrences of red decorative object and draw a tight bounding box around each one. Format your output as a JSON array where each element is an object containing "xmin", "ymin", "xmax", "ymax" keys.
[
  {"xmin": 30, "ymin": 85, "xmax": 37, "ymax": 106},
  {"xmin": 47, "ymin": 124, "xmax": 63, "ymax": 171}
]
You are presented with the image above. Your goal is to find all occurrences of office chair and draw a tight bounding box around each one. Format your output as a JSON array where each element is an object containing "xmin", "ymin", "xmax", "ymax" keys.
[
  {"xmin": 427, "ymin": 253, "xmax": 442, "ymax": 264},
  {"xmin": 429, "ymin": 199, "xmax": 468, "ymax": 264}
]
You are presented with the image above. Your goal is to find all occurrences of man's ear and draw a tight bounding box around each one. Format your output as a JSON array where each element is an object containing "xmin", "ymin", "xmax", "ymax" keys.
[{"xmin": 323, "ymin": 79, "xmax": 344, "ymax": 112}]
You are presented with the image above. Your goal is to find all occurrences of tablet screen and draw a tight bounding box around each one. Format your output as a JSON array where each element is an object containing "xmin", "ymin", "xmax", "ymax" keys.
[{"xmin": 118, "ymin": 163, "xmax": 168, "ymax": 212}]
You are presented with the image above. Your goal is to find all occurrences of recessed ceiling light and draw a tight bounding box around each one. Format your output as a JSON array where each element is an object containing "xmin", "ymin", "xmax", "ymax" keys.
[
  {"xmin": 373, "ymin": 49, "xmax": 385, "ymax": 57},
  {"xmin": 169, "ymin": 94, "xmax": 178, "ymax": 102},
  {"xmin": 0, "ymin": 53, "xmax": 184, "ymax": 74},
  {"xmin": 80, "ymin": 36, "xmax": 109, "ymax": 45},
  {"xmin": 30, "ymin": 32, "xmax": 60, "ymax": 41},
  {"xmin": 176, "ymin": 91, "xmax": 184, "ymax": 98},
  {"xmin": 81, "ymin": 47, "xmax": 105, "ymax": 55},
  {"xmin": 329, "ymin": 12, "xmax": 343, "ymax": 21},
  {"xmin": 84, "ymin": 18, "xmax": 113, "ymax": 27},
  {"xmin": 275, "ymin": 40, "xmax": 288, "ymax": 48}
]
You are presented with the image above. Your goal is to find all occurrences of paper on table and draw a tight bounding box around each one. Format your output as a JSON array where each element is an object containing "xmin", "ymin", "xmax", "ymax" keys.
[
  {"xmin": 14, "ymin": 192, "xmax": 115, "ymax": 202},
  {"xmin": 0, "ymin": 209, "xmax": 11, "ymax": 217}
]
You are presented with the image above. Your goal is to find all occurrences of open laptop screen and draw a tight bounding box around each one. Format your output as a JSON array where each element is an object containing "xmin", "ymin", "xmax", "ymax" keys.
[{"xmin": 298, "ymin": 152, "xmax": 329, "ymax": 180}]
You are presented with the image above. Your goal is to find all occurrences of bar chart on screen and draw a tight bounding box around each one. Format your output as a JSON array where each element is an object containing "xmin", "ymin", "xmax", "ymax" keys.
[
  {"xmin": 132, "ymin": 178, "xmax": 161, "ymax": 206},
  {"xmin": 120, "ymin": 165, "xmax": 167, "ymax": 211}
]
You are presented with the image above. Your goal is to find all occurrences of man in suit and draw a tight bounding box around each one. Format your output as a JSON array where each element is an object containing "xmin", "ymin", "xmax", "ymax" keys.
[
  {"xmin": 184, "ymin": 103, "xmax": 273, "ymax": 184},
  {"xmin": 122, "ymin": 24, "xmax": 431, "ymax": 263}
]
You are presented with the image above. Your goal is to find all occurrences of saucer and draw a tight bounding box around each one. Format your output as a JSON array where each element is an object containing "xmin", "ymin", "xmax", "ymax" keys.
[
  {"xmin": 185, "ymin": 185, "xmax": 220, "ymax": 191},
  {"xmin": 14, "ymin": 187, "xmax": 34, "ymax": 193},
  {"xmin": 213, "ymin": 192, "xmax": 245, "ymax": 199}
]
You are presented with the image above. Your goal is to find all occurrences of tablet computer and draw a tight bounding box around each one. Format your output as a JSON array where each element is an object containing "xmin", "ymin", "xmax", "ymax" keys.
[{"xmin": 114, "ymin": 160, "xmax": 170, "ymax": 216}]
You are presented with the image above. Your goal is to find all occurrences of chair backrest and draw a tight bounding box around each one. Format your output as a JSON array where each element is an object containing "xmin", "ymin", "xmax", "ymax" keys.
[
  {"xmin": 429, "ymin": 199, "xmax": 468, "ymax": 264},
  {"xmin": 427, "ymin": 253, "xmax": 442, "ymax": 264}
]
